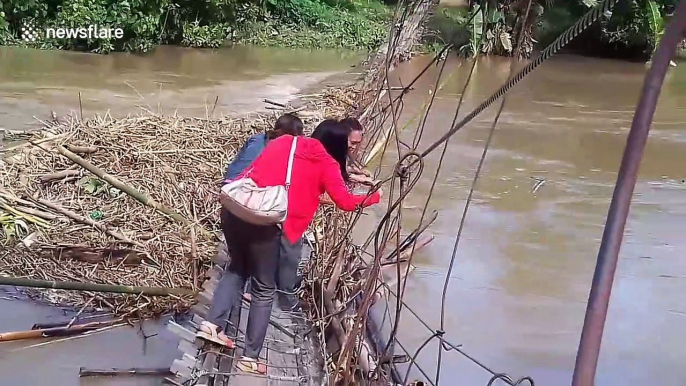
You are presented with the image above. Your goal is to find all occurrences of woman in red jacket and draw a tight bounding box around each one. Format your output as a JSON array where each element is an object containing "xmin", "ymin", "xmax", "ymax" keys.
[{"xmin": 197, "ymin": 119, "xmax": 382, "ymax": 374}]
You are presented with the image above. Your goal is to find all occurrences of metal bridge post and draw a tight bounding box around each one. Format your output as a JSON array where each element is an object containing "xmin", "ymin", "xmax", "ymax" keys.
[{"xmin": 571, "ymin": 2, "xmax": 686, "ymax": 385}]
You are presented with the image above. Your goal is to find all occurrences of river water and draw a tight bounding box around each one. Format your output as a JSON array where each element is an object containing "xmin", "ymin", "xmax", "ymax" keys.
[
  {"xmin": 360, "ymin": 54, "xmax": 686, "ymax": 385},
  {"xmin": 0, "ymin": 45, "xmax": 360, "ymax": 135},
  {"xmin": 1, "ymin": 46, "xmax": 684, "ymax": 385}
]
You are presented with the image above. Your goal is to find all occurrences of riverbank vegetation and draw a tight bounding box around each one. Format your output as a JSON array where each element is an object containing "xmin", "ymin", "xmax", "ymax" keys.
[
  {"xmin": 0, "ymin": 0, "xmax": 392, "ymax": 53},
  {"xmin": 423, "ymin": 0, "xmax": 680, "ymax": 60}
]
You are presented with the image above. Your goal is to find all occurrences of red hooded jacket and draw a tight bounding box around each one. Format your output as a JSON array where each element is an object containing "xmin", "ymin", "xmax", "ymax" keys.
[{"xmin": 228, "ymin": 135, "xmax": 380, "ymax": 243}]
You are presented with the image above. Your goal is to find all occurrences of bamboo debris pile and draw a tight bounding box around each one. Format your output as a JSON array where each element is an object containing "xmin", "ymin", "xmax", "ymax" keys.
[
  {"xmin": 296, "ymin": 86, "xmax": 362, "ymax": 122},
  {"xmin": 0, "ymin": 88, "xmax": 356, "ymax": 318}
]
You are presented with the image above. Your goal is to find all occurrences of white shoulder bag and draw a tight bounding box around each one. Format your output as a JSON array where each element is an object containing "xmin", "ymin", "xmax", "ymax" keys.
[{"xmin": 219, "ymin": 137, "xmax": 297, "ymax": 226}]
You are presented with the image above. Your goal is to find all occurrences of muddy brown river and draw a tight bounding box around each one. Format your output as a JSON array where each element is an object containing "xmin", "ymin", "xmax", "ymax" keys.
[{"xmin": 1, "ymin": 46, "xmax": 685, "ymax": 385}]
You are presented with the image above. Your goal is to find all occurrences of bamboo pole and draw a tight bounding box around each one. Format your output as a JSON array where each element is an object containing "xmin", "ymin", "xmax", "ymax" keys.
[
  {"xmin": 0, "ymin": 276, "xmax": 193, "ymax": 296},
  {"xmin": 1, "ymin": 202, "xmax": 51, "ymax": 228},
  {"xmin": 0, "ymin": 320, "xmax": 117, "ymax": 342},
  {"xmin": 39, "ymin": 169, "xmax": 80, "ymax": 182},
  {"xmin": 164, "ymin": 377, "xmax": 184, "ymax": 386},
  {"xmin": 326, "ymin": 246, "xmax": 348, "ymax": 294},
  {"xmin": 8, "ymin": 205, "xmax": 56, "ymax": 221},
  {"xmin": 0, "ymin": 132, "xmax": 67, "ymax": 156},
  {"xmin": 65, "ymin": 145, "xmax": 98, "ymax": 154},
  {"xmin": 36, "ymin": 198, "xmax": 143, "ymax": 248}
]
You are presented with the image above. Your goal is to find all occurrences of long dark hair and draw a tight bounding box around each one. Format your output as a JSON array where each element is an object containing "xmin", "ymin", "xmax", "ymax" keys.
[{"xmin": 311, "ymin": 119, "xmax": 350, "ymax": 182}]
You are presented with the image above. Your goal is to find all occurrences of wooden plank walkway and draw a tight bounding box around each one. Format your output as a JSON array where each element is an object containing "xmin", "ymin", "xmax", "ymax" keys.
[{"xmin": 165, "ymin": 237, "xmax": 324, "ymax": 386}]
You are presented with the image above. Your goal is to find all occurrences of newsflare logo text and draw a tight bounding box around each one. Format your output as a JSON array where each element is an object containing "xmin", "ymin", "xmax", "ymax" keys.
[{"xmin": 21, "ymin": 20, "xmax": 124, "ymax": 42}]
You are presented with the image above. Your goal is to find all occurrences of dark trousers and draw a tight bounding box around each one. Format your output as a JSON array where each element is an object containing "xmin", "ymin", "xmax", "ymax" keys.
[
  {"xmin": 243, "ymin": 235, "xmax": 303, "ymax": 311},
  {"xmin": 207, "ymin": 209, "xmax": 280, "ymax": 358}
]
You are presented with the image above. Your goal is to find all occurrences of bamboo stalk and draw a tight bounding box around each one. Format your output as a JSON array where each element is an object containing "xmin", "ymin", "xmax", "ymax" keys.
[
  {"xmin": 0, "ymin": 188, "xmax": 41, "ymax": 209},
  {"xmin": 9, "ymin": 205, "xmax": 57, "ymax": 221},
  {"xmin": 67, "ymin": 296, "xmax": 96, "ymax": 328},
  {"xmin": 326, "ymin": 246, "xmax": 348, "ymax": 294},
  {"xmin": 31, "ymin": 319, "xmax": 106, "ymax": 330},
  {"xmin": 190, "ymin": 214, "xmax": 198, "ymax": 292},
  {"xmin": 264, "ymin": 99, "xmax": 287, "ymax": 108},
  {"xmin": 39, "ymin": 169, "xmax": 80, "ymax": 183},
  {"xmin": 36, "ymin": 198, "xmax": 143, "ymax": 247},
  {"xmin": 65, "ymin": 145, "xmax": 97, "ymax": 154},
  {"xmin": 9, "ymin": 323, "xmax": 126, "ymax": 352},
  {"xmin": 0, "ymin": 133, "xmax": 67, "ymax": 155},
  {"xmin": 32, "ymin": 321, "xmax": 72, "ymax": 330},
  {"xmin": 1, "ymin": 203, "xmax": 51, "ymax": 227},
  {"xmin": 132, "ymin": 148, "xmax": 217, "ymax": 155},
  {"xmin": 0, "ymin": 276, "xmax": 193, "ymax": 296},
  {"xmin": 164, "ymin": 377, "xmax": 184, "ymax": 386}
]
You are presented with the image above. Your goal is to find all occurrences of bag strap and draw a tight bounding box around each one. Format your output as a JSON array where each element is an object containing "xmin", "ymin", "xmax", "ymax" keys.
[{"xmin": 285, "ymin": 136, "xmax": 298, "ymax": 190}]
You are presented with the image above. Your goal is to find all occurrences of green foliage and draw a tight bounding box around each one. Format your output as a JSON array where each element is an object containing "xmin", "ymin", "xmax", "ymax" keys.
[
  {"xmin": 252, "ymin": 0, "xmax": 391, "ymax": 50},
  {"xmin": 79, "ymin": 176, "xmax": 108, "ymax": 195},
  {"xmin": 427, "ymin": 0, "xmax": 674, "ymax": 60},
  {"xmin": 421, "ymin": 6, "xmax": 469, "ymax": 52},
  {"xmin": 462, "ymin": 5, "xmax": 483, "ymax": 57},
  {"xmin": 457, "ymin": 2, "xmax": 516, "ymax": 58},
  {"xmin": 595, "ymin": 0, "xmax": 672, "ymax": 56},
  {"xmin": 643, "ymin": 0, "xmax": 665, "ymax": 53},
  {"xmin": 0, "ymin": 0, "xmax": 392, "ymax": 53},
  {"xmin": 182, "ymin": 21, "xmax": 231, "ymax": 48}
]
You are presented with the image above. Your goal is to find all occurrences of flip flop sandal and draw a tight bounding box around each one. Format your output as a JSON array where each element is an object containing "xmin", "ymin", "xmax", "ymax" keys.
[
  {"xmin": 195, "ymin": 321, "xmax": 235, "ymax": 348},
  {"xmin": 236, "ymin": 356, "xmax": 267, "ymax": 375}
]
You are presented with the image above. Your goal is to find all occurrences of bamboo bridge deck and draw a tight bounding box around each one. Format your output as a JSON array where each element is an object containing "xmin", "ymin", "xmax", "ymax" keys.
[{"xmin": 164, "ymin": 238, "xmax": 324, "ymax": 386}]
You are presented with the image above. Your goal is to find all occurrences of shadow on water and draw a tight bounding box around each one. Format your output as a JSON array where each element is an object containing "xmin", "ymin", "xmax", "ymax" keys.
[{"xmin": 359, "ymin": 54, "xmax": 686, "ymax": 384}]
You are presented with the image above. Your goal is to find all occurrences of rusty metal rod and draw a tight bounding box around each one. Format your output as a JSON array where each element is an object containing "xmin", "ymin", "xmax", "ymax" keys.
[{"xmin": 571, "ymin": 3, "xmax": 686, "ymax": 385}]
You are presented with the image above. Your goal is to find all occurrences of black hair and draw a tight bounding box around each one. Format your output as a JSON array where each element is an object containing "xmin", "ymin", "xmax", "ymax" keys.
[
  {"xmin": 311, "ymin": 119, "xmax": 350, "ymax": 182},
  {"xmin": 339, "ymin": 117, "xmax": 363, "ymax": 132},
  {"xmin": 267, "ymin": 113, "xmax": 304, "ymax": 140}
]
